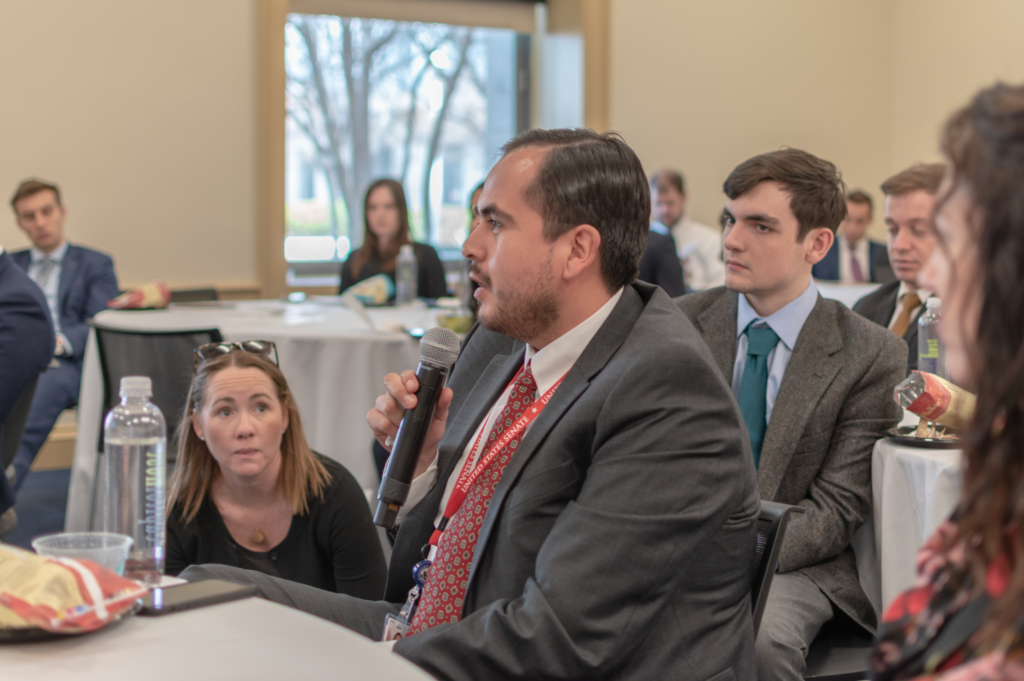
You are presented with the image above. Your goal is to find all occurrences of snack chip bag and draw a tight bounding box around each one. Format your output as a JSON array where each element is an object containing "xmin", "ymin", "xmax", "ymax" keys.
[
  {"xmin": 107, "ymin": 280, "xmax": 171, "ymax": 310},
  {"xmin": 894, "ymin": 370, "xmax": 976, "ymax": 430},
  {"xmin": 0, "ymin": 543, "xmax": 147, "ymax": 633},
  {"xmin": 343, "ymin": 273, "xmax": 394, "ymax": 306}
]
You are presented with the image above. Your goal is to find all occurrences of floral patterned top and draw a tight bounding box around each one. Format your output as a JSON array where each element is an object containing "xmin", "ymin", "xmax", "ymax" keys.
[{"xmin": 870, "ymin": 522, "xmax": 1024, "ymax": 681}]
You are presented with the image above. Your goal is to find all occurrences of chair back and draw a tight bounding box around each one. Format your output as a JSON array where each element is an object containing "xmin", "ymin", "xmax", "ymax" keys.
[
  {"xmin": 752, "ymin": 500, "xmax": 805, "ymax": 637},
  {"xmin": 1, "ymin": 375, "xmax": 40, "ymax": 471},
  {"xmin": 91, "ymin": 322, "xmax": 223, "ymax": 461},
  {"xmin": 169, "ymin": 288, "xmax": 219, "ymax": 303}
]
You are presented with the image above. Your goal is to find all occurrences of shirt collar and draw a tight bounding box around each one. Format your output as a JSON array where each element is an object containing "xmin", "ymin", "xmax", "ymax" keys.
[
  {"xmin": 897, "ymin": 281, "xmax": 932, "ymax": 302},
  {"xmin": 736, "ymin": 278, "xmax": 818, "ymax": 350},
  {"xmin": 30, "ymin": 240, "xmax": 68, "ymax": 263},
  {"xmin": 524, "ymin": 287, "xmax": 625, "ymax": 395}
]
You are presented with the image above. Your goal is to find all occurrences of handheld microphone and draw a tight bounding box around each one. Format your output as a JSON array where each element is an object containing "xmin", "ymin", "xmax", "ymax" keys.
[{"xmin": 374, "ymin": 327, "xmax": 461, "ymax": 529}]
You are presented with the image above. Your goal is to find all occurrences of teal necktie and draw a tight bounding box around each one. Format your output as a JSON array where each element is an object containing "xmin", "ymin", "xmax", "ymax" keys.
[{"xmin": 738, "ymin": 324, "xmax": 780, "ymax": 468}]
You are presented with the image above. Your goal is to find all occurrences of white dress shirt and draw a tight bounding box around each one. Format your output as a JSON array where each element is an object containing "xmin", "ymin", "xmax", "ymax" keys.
[
  {"xmin": 887, "ymin": 283, "xmax": 932, "ymax": 331},
  {"xmin": 838, "ymin": 236, "xmax": 871, "ymax": 284},
  {"xmin": 651, "ymin": 218, "xmax": 725, "ymax": 290},
  {"xmin": 396, "ymin": 287, "xmax": 626, "ymax": 561},
  {"xmin": 731, "ymin": 279, "xmax": 818, "ymax": 423},
  {"xmin": 28, "ymin": 240, "xmax": 70, "ymax": 353}
]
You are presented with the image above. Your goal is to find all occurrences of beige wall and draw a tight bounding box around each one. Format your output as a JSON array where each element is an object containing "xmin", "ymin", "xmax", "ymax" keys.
[
  {"xmin": 610, "ymin": 0, "xmax": 1024, "ymax": 243},
  {"xmin": 3, "ymin": 0, "xmax": 1024, "ymax": 293},
  {"xmin": 891, "ymin": 0, "xmax": 1024, "ymax": 170},
  {"xmin": 0, "ymin": 0, "xmax": 258, "ymax": 291},
  {"xmin": 609, "ymin": 0, "xmax": 896, "ymax": 237}
]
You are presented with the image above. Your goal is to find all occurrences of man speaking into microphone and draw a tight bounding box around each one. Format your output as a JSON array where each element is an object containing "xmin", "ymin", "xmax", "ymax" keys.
[{"xmin": 184, "ymin": 129, "xmax": 759, "ymax": 680}]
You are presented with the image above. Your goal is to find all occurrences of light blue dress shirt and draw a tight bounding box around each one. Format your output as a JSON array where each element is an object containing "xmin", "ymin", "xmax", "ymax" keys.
[
  {"xmin": 29, "ymin": 240, "xmax": 70, "ymax": 353},
  {"xmin": 731, "ymin": 279, "xmax": 818, "ymax": 423}
]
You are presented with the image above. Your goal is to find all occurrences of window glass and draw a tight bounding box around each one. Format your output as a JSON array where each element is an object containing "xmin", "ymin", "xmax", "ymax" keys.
[{"xmin": 285, "ymin": 14, "xmax": 522, "ymax": 276}]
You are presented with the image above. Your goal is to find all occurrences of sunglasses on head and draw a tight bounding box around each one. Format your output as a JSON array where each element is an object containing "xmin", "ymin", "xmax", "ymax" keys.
[{"xmin": 193, "ymin": 340, "xmax": 279, "ymax": 369}]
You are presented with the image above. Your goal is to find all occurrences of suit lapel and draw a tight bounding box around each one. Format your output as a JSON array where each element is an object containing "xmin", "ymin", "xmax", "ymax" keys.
[
  {"xmin": 757, "ymin": 297, "xmax": 844, "ymax": 500},
  {"xmin": 467, "ymin": 286, "xmax": 645, "ymax": 585},
  {"xmin": 435, "ymin": 348, "xmax": 523, "ymax": 485},
  {"xmin": 695, "ymin": 290, "xmax": 739, "ymax": 380},
  {"xmin": 57, "ymin": 245, "xmax": 79, "ymax": 312}
]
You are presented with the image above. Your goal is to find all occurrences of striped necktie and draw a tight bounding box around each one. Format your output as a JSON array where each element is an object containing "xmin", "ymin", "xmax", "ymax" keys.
[{"xmin": 35, "ymin": 257, "xmax": 56, "ymax": 289}]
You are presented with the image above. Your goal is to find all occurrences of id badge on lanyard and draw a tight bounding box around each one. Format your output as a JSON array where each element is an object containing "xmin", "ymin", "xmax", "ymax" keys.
[{"xmin": 380, "ymin": 364, "xmax": 564, "ymax": 641}]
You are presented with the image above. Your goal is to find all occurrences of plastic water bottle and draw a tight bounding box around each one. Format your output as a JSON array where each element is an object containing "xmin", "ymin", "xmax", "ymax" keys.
[
  {"xmin": 396, "ymin": 244, "xmax": 418, "ymax": 304},
  {"xmin": 918, "ymin": 298, "xmax": 946, "ymax": 379},
  {"xmin": 102, "ymin": 376, "xmax": 166, "ymax": 584}
]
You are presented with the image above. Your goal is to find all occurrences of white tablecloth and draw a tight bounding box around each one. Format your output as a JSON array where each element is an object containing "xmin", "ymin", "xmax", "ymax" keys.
[
  {"xmin": 66, "ymin": 299, "xmax": 444, "ymax": 531},
  {"xmin": 854, "ymin": 437, "xmax": 962, "ymax": 616},
  {"xmin": 815, "ymin": 281, "xmax": 880, "ymax": 309},
  {"xmin": 0, "ymin": 597, "xmax": 432, "ymax": 680}
]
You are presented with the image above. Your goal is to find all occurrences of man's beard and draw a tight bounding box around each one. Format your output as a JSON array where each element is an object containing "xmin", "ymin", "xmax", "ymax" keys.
[{"xmin": 470, "ymin": 262, "xmax": 559, "ymax": 344}]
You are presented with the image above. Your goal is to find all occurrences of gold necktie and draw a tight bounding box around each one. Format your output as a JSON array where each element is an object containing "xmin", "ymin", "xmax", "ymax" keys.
[{"xmin": 891, "ymin": 293, "xmax": 922, "ymax": 337}]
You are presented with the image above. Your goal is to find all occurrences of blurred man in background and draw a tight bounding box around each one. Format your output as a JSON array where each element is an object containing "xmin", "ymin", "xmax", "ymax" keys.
[
  {"xmin": 812, "ymin": 190, "xmax": 893, "ymax": 283},
  {"xmin": 8, "ymin": 179, "xmax": 119, "ymax": 493},
  {"xmin": 650, "ymin": 169, "xmax": 725, "ymax": 290},
  {"xmin": 853, "ymin": 164, "xmax": 945, "ymax": 374}
]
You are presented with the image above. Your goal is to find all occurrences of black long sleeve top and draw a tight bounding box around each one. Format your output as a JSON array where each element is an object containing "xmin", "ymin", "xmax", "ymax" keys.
[{"xmin": 165, "ymin": 455, "xmax": 387, "ymax": 599}]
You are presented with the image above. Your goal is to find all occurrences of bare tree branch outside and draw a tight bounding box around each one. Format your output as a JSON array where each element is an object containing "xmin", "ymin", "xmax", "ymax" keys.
[{"xmin": 284, "ymin": 14, "xmax": 520, "ymax": 267}]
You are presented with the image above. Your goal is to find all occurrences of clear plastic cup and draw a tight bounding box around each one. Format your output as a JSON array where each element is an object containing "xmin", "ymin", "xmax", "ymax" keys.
[{"xmin": 32, "ymin": 532, "xmax": 134, "ymax": 575}]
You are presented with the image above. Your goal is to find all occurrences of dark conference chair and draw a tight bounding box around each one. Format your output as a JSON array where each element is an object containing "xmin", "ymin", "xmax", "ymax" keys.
[
  {"xmin": 88, "ymin": 322, "xmax": 223, "ymax": 528},
  {"xmin": 1, "ymin": 376, "xmax": 41, "ymax": 477},
  {"xmin": 752, "ymin": 501, "xmax": 804, "ymax": 638},
  {"xmin": 169, "ymin": 288, "xmax": 219, "ymax": 303}
]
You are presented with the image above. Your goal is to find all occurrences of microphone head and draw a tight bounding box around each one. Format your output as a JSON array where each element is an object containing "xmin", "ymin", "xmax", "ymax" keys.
[{"xmin": 420, "ymin": 327, "xmax": 461, "ymax": 368}]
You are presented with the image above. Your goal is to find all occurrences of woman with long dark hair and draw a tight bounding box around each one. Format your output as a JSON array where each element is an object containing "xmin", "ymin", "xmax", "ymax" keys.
[
  {"xmin": 339, "ymin": 178, "xmax": 448, "ymax": 300},
  {"xmin": 871, "ymin": 82, "xmax": 1024, "ymax": 680}
]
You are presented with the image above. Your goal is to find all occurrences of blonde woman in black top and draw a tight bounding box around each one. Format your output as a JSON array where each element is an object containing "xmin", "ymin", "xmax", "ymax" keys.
[{"xmin": 165, "ymin": 343, "xmax": 386, "ymax": 597}]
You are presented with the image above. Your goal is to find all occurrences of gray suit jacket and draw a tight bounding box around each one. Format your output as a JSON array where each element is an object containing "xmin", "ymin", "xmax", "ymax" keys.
[
  {"xmin": 333, "ymin": 283, "xmax": 760, "ymax": 680},
  {"xmin": 677, "ymin": 287, "xmax": 906, "ymax": 632}
]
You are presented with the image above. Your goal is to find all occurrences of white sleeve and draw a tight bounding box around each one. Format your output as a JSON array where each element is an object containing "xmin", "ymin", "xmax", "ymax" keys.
[
  {"xmin": 693, "ymin": 231, "xmax": 725, "ymax": 290},
  {"xmin": 395, "ymin": 451, "xmax": 439, "ymax": 523}
]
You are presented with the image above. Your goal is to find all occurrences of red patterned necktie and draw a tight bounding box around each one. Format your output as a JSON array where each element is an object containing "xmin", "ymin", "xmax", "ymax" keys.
[{"xmin": 408, "ymin": 365, "xmax": 537, "ymax": 633}]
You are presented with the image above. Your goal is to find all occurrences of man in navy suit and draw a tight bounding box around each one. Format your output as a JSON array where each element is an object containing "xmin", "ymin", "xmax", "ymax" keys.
[
  {"xmin": 811, "ymin": 190, "xmax": 894, "ymax": 284},
  {"xmin": 0, "ymin": 245, "xmax": 55, "ymax": 529},
  {"xmin": 8, "ymin": 179, "xmax": 120, "ymax": 491}
]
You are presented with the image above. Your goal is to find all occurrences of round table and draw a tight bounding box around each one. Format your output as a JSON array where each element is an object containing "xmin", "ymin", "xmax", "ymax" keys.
[
  {"xmin": 0, "ymin": 597, "xmax": 432, "ymax": 680},
  {"xmin": 66, "ymin": 299, "xmax": 446, "ymax": 531},
  {"xmin": 853, "ymin": 436, "xmax": 962, "ymax": 616}
]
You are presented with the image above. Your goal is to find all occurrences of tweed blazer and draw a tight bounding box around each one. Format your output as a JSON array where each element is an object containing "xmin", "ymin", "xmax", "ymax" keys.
[
  {"xmin": 324, "ymin": 283, "xmax": 761, "ymax": 680},
  {"xmin": 677, "ymin": 286, "xmax": 906, "ymax": 631}
]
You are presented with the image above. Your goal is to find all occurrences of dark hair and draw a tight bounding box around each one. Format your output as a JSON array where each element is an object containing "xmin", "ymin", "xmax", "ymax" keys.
[
  {"xmin": 350, "ymin": 178, "xmax": 413, "ymax": 279},
  {"xmin": 937, "ymin": 82, "xmax": 1024, "ymax": 646},
  {"xmin": 723, "ymin": 149, "xmax": 847, "ymax": 239},
  {"xmin": 10, "ymin": 179, "xmax": 62, "ymax": 212},
  {"xmin": 469, "ymin": 180, "xmax": 485, "ymax": 205},
  {"xmin": 880, "ymin": 163, "xmax": 945, "ymax": 196},
  {"xmin": 650, "ymin": 169, "xmax": 686, "ymax": 195},
  {"xmin": 846, "ymin": 189, "xmax": 874, "ymax": 214},
  {"xmin": 501, "ymin": 128, "xmax": 650, "ymax": 290}
]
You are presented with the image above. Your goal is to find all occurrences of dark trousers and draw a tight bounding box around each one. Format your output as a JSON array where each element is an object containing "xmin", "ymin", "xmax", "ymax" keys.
[{"xmin": 10, "ymin": 357, "xmax": 81, "ymax": 490}]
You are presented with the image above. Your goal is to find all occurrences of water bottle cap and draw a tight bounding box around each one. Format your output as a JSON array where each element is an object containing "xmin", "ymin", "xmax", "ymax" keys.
[
  {"xmin": 120, "ymin": 376, "xmax": 152, "ymax": 397},
  {"xmin": 926, "ymin": 297, "xmax": 941, "ymax": 310},
  {"xmin": 399, "ymin": 244, "xmax": 414, "ymax": 254}
]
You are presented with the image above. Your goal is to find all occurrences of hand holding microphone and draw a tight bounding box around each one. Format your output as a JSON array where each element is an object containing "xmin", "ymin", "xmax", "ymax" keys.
[{"xmin": 369, "ymin": 327, "xmax": 461, "ymax": 529}]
